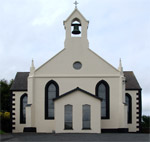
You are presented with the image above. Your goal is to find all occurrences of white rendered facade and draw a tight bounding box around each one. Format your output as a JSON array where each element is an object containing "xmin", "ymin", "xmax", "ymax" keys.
[{"xmin": 11, "ymin": 8, "xmax": 142, "ymax": 133}]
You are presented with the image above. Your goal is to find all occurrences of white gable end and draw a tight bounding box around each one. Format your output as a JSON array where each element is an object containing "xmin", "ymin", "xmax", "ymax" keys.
[
  {"xmin": 35, "ymin": 8, "xmax": 120, "ymax": 77},
  {"xmin": 35, "ymin": 46, "xmax": 119, "ymax": 76}
]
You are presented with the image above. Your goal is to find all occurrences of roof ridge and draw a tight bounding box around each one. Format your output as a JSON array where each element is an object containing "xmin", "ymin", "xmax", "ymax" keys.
[{"xmin": 54, "ymin": 87, "xmax": 102, "ymax": 101}]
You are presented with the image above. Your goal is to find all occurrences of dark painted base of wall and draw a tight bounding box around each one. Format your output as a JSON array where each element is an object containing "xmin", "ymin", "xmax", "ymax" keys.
[
  {"xmin": 102, "ymin": 128, "xmax": 128, "ymax": 133},
  {"xmin": 23, "ymin": 127, "xmax": 129, "ymax": 133},
  {"xmin": 24, "ymin": 127, "xmax": 36, "ymax": 132}
]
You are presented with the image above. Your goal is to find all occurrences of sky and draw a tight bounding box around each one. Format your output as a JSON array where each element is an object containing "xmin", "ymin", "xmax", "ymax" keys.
[{"xmin": 0, "ymin": 0, "xmax": 149, "ymax": 115}]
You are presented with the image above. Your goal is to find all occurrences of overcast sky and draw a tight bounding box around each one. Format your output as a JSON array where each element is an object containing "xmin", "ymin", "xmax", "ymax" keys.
[{"xmin": 0, "ymin": 0, "xmax": 149, "ymax": 115}]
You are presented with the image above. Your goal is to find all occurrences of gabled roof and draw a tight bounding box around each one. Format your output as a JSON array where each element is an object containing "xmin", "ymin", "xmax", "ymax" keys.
[
  {"xmin": 124, "ymin": 71, "xmax": 141, "ymax": 90},
  {"xmin": 10, "ymin": 71, "xmax": 141, "ymax": 91},
  {"xmin": 54, "ymin": 87, "xmax": 102, "ymax": 101},
  {"xmin": 63, "ymin": 8, "xmax": 89, "ymax": 24},
  {"xmin": 10, "ymin": 72, "xmax": 29, "ymax": 91}
]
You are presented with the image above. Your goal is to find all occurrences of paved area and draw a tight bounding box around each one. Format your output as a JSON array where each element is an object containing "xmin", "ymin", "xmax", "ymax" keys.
[{"xmin": 0, "ymin": 133, "xmax": 150, "ymax": 142}]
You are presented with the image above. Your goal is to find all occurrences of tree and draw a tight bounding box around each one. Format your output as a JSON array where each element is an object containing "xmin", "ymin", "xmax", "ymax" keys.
[
  {"xmin": 141, "ymin": 115, "xmax": 150, "ymax": 133},
  {"xmin": 0, "ymin": 79, "xmax": 13, "ymax": 132},
  {"xmin": 0, "ymin": 79, "xmax": 13, "ymax": 112},
  {"xmin": 142, "ymin": 115, "xmax": 150, "ymax": 128}
]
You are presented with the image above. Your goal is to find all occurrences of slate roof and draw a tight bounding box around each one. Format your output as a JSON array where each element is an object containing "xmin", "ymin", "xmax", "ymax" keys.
[
  {"xmin": 10, "ymin": 72, "xmax": 29, "ymax": 91},
  {"xmin": 124, "ymin": 71, "xmax": 141, "ymax": 90},
  {"xmin": 10, "ymin": 71, "xmax": 141, "ymax": 91}
]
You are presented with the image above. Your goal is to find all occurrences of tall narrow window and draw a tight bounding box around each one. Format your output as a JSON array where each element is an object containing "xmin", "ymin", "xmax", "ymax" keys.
[
  {"xmin": 82, "ymin": 104, "xmax": 91, "ymax": 129},
  {"xmin": 20, "ymin": 94, "xmax": 28, "ymax": 124},
  {"xmin": 45, "ymin": 80, "xmax": 59, "ymax": 119},
  {"xmin": 64, "ymin": 105, "xmax": 73, "ymax": 130},
  {"xmin": 125, "ymin": 93, "xmax": 132, "ymax": 123},
  {"xmin": 96, "ymin": 80, "xmax": 110, "ymax": 119}
]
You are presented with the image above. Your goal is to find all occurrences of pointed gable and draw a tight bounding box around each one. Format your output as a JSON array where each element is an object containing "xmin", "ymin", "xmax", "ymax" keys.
[
  {"xmin": 63, "ymin": 8, "xmax": 89, "ymax": 27},
  {"xmin": 34, "ymin": 8, "xmax": 119, "ymax": 76},
  {"xmin": 54, "ymin": 87, "xmax": 102, "ymax": 101},
  {"xmin": 63, "ymin": 8, "xmax": 89, "ymax": 39}
]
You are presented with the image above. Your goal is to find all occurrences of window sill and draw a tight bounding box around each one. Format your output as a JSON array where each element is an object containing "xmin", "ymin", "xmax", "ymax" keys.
[
  {"xmin": 64, "ymin": 128, "xmax": 73, "ymax": 130},
  {"xmin": 20, "ymin": 121, "xmax": 26, "ymax": 124},
  {"xmin": 101, "ymin": 117, "xmax": 110, "ymax": 119},
  {"xmin": 45, "ymin": 117, "xmax": 54, "ymax": 120},
  {"xmin": 82, "ymin": 128, "xmax": 91, "ymax": 130}
]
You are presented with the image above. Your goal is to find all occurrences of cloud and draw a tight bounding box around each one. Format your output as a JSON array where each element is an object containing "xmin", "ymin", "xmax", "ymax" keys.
[
  {"xmin": 142, "ymin": 94, "xmax": 150, "ymax": 115},
  {"xmin": 0, "ymin": 0, "xmax": 150, "ymax": 115}
]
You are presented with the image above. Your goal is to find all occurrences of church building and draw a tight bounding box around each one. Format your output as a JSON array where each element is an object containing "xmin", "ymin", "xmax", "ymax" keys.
[{"xmin": 10, "ymin": 6, "xmax": 142, "ymax": 133}]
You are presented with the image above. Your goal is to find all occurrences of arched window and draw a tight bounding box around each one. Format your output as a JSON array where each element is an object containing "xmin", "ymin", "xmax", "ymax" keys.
[
  {"xmin": 20, "ymin": 93, "xmax": 28, "ymax": 124},
  {"xmin": 64, "ymin": 104, "xmax": 73, "ymax": 130},
  {"xmin": 71, "ymin": 18, "xmax": 82, "ymax": 37},
  {"xmin": 45, "ymin": 80, "xmax": 59, "ymax": 119},
  {"xmin": 125, "ymin": 93, "xmax": 132, "ymax": 123},
  {"xmin": 96, "ymin": 80, "xmax": 110, "ymax": 119},
  {"xmin": 82, "ymin": 104, "xmax": 91, "ymax": 129}
]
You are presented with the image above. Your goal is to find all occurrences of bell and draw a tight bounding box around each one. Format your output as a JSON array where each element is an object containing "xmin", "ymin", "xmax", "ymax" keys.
[{"xmin": 72, "ymin": 24, "xmax": 81, "ymax": 35}]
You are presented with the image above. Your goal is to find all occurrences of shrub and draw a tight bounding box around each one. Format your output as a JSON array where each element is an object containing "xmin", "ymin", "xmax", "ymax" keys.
[
  {"xmin": 4, "ymin": 112, "xmax": 10, "ymax": 119},
  {"xmin": 0, "ymin": 112, "xmax": 3, "ymax": 117},
  {"xmin": 142, "ymin": 115, "xmax": 150, "ymax": 133},
  {"xmin": 0, "ymin": 111, "xmax": 11, "ymax": 132}
]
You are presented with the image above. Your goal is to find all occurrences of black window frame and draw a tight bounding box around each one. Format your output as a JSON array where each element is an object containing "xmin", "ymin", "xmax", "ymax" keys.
[
  {"xmin": 20, "ymin": 93, "xmax": 28, "ymax": 124},
  {"xmin": 45, "ymin": 80, "xmax": 59, "ymax": 120},
  {"xmin": 125, "ymin": 93, "xmax": 132, "ymax": 124},
  {"xmin": 73, "ymin": 61, "xmax": 82, "ymax": 70},
  {"xmin": 82, "ymin": 104, "xmax": 91, "ymax": 130},
  {"xmin": 64, "ymin": 104, "xmax": 73, "ymax": 130},
  {"xmin": 96, "ymin": 80, "xmax": 110, "ymax": 119}
]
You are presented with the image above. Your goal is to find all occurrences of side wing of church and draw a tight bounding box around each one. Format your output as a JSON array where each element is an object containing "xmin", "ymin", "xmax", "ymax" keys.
[{"xmin": 10, "ymin": 8, "xmax": 142, "ymax": 133}]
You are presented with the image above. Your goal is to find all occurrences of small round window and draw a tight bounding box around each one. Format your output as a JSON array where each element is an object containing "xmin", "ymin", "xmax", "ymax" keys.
[{"xmin": 73, "ymin": 61, "xmax": 82, "ymax": 70}]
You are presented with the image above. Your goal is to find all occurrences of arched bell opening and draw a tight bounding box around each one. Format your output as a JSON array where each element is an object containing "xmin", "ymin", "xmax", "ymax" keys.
[{"xmin": 71, "ymin": 18, "xmax": 82, "ymax": 37}]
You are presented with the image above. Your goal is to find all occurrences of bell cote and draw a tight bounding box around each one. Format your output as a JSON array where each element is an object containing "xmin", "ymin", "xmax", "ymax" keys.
[{"xmin": 63, "ymin": 9, "xmax": 89, "ymax": 40}]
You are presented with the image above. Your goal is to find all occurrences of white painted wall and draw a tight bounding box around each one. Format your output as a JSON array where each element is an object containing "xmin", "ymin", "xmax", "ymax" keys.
[
  {"xmin": 35, "ymin": 9, "xmax": 119, "ymax": 76},
  {"xmin": 12, "ymin": 91, "xmax": 27, "ymax": 133},
  {"xmin": 12, "ymin": 78, "xmax": 138, "ymax": 133},
  {"xmin": 125, "ymin": 90, "xmax": 139, "ymax": 132},
  {"xmin": 32, "ymin": 76, "xmax": 126, "ymax": 132},
  {"xmin": 30, "ymin": 8, "xmax": 126, "ymax": 132},
  {"xmin": 55, "ymin": 90, "xmax": 101, "ymax": 133},
  {"xmin": 12, "ymin": 8, "xmax": 138, "ymax": 133}
]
